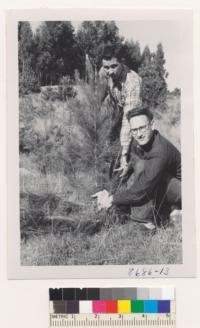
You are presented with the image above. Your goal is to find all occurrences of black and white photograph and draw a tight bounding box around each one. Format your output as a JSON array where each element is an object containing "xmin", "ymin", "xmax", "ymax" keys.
[{"xmin": 7, "ymin": 9, "xmax": 195, "ymax": 278}]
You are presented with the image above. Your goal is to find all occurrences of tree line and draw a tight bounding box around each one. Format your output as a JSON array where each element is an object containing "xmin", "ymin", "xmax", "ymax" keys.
[{"xmin": 18, "ymin": 20, "xmax": 169, "ymax": 108}]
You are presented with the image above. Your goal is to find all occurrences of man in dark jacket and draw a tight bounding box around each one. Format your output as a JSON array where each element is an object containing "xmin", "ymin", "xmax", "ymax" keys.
[{"xmin": 93, "ymin": 105, "xmax": 181, "ymax": 230}]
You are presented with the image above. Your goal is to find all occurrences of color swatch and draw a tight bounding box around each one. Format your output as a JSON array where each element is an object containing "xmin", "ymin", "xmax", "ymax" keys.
[
  {"xmin": 49, "ymin": 288, "xmax": 175, "ymax": 301},
  {"xmin": 49, "ymin": 288, "xmax": 175, "ymax": 315}
]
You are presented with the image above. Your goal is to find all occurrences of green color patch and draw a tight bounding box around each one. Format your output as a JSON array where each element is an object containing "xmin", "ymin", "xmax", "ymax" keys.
[{"xmin": 131, "ymin": 300, "xmax": 144, "ymax": 313}]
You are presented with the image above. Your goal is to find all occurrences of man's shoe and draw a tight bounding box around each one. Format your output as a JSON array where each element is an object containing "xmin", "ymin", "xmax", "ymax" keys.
[
  {"xmin": 140, "ymin": 222, "xmax": 157, "ymax": 235},
  {"xmin": 143, "ymin": 222, "xmax": 156, "ymax": 230}
]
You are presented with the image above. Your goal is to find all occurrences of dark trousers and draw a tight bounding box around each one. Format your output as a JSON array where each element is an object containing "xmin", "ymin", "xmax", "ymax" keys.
[{"xmin": 112, "ymin": 175, "xmax": 181, "ymax": 227}]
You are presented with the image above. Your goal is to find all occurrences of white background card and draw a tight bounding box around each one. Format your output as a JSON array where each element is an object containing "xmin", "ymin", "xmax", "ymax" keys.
[{"xmin": 1, "ymin": 1, "xmax": 200, "ymax": 328}]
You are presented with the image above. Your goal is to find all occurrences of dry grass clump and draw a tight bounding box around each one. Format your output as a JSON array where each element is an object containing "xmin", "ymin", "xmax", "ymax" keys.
[{"xmin": 21, "ymin": 213, "xmax": 182, "ymax": 266}]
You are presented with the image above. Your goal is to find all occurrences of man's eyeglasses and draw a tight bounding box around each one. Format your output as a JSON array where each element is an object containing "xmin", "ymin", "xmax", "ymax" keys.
[{"xmin": 130, "ymin": 124, "xmax": 150, "ymax": 136}]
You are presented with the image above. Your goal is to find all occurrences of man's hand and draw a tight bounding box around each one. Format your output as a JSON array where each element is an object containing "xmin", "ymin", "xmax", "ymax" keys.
[
  {"xmin": 103, "ymin": 194, "xmax": 113, "ymax": 209},
  {"xmin": 114, "ymin": 155, "xmax": 128, "ymax": 177},
  {"xmin": 91, "ymin": 190, "xmax": 113, "ymax": 210},
  {"xmin": 114, "ymin": 165, "xmax": 129, "ymax": 178}
]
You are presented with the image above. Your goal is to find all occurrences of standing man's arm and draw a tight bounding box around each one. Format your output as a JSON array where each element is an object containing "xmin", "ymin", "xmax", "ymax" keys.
[
  {"xmin": 120, "ymin": 73, "xmax": 142, "ymax": 166},
  {"xmin": 98, "ymin": 66, "xmax": 109, "ymax": 103}
]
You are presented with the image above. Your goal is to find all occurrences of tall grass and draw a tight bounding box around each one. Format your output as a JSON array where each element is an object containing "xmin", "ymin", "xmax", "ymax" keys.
[{"xmin": 21, "ymin": 214, "xmax": 182, "ymax": 265}]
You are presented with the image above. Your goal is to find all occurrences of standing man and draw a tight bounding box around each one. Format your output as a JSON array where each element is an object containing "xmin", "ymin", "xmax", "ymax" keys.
[
  {"xmin": 93, "ymin": 106, "xmax": 181, "ymax": 230},
  {"xmin": 99, "ymin": 44, "xmax": 142, "ymax": 178}
]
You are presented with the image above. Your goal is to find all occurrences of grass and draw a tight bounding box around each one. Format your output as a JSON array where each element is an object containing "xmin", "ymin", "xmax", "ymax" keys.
[
  {"xmin": 21, "ymin": 213, "xmax": 182, "ymax": 266},
  {"xmin": 19, "ymin": 87, "xmax": 182, "ymax": 266}
]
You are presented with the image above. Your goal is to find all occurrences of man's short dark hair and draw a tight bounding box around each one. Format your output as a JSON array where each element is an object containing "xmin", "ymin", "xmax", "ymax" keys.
[
  {"xmin": 102, "ymin": 43, "xmax": 123, "ymax": 61},
  {"xmin": 126, "ymin": 105, "xmax": 154, "ymax": 121}
]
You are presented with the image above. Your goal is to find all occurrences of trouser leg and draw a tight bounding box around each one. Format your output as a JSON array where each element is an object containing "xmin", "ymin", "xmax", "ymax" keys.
[
  {"xmin": 129, "ymin": 176, "xmax": 181, "ymax": 227},
  {"xmin": 109, "ymin": 174, "xmax": 181, "ymax": 227},
  {"xmin": 154, "ymin": 176, "xmax": 181, "ymax": 227},
  {"xmin": 164, "ymin": 176, "xmax": 182, "ymax": 208}
]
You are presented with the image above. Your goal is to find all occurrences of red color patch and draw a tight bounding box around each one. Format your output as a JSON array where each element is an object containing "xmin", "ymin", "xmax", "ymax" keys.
[{"xmin": 106, "ymin": 301, "xmax": 118, "ymax": 313}]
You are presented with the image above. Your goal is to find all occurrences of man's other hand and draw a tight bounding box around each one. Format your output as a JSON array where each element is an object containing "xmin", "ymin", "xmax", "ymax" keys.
[
  {"xmin": 103, "ymin": 194, "xmax": 113, "ymax": 209},
  {"xmin": 91, "ymin": 190, "xmax": 110, "ymax": 210},
  {"xmin": 114, "ymin": 165, "xmax": 129, "ymax": 178}
]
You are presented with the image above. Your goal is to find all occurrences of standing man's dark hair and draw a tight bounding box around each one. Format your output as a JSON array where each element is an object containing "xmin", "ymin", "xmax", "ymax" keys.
[{"xmin": 102, "ymin": 43, "xmax": 124, "ymax": 62}]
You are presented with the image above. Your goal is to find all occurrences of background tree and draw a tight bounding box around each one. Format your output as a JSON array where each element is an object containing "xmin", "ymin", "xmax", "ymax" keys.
[
  {"xmin": 18, "ymin": 21, "xmax": 170, "ymax": 109},
  {"xmin": 122, "ymin": 40, "xmax": 142, "ymax": 72},
  {"xmin": 18, "ymin": 22, "xmax": 34, "ymax": 73},
  {"xmin": 140, "ymin": 45, "xmax": 151, "ymax": 64},
  {"xmin": 34, "ymin": 21, "xmax": 78, "ymax": 85},
  {"xmin": 138, "ymin": 43, "xmax": 168, "ymax": 110},
  {"xmin": 170, "ymin": 88, "xmax": 181, "ymax": 97},
  {"xmin": 18, "ymin": 22, "xmax": 40, "ymax": 95}
]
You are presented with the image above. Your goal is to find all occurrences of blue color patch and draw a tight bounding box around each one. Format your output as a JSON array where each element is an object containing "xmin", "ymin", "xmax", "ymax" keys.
[
  {"xmin": 158, "ymin": 300, "xmax": 170, "ymax": 313},
  {"xmin": 144, "ymin": 300, "xmax": 158, "ymax": 313}
]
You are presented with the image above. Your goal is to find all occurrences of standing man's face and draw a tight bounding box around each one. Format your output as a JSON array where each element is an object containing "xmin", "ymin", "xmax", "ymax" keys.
[
  {"xmin": 102, "ymin": 57, "xmax": 122, "ymax": 80},
  {"xmin": 129, "ymin": 115, "xmax": 153, "ymax": 146}
]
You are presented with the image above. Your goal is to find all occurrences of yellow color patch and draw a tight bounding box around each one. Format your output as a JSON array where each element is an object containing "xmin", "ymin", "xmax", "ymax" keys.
[{"xmin": 118, "ymin": 300, "xmax": 131, "ymax": 313}]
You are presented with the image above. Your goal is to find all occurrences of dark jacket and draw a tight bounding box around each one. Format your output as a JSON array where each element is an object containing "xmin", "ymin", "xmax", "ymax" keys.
[{"xmin": 112, "ymin": 130, "xmax": 181, "ymax": 206}]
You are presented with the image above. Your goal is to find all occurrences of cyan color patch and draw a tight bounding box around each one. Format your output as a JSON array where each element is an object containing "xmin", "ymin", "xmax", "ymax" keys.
[{"xmin": 144, "ymin": 300, "xmax": 158, "ymax": 313}]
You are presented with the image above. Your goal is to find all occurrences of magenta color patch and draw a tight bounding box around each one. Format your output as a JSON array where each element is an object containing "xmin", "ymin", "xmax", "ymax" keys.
[{"xmin": 92, "ymin": 300, "xmax": 106, "ymax": 313}]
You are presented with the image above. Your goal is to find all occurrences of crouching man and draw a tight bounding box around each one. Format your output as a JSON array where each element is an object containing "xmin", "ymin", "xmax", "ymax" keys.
[{"xmin": 92, "ymin": 105, "xmax": 181, "ymax": 231}]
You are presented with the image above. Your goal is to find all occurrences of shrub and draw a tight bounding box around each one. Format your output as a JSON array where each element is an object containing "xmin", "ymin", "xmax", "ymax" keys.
[
  {"xmin": 58, "ymin": 76, "xmax": 77, "ymax": 100},
  {"xmin": 19, "ymin": 63, "xmax": 41, "ymax": 96},
  {"xmin": 154, "ymin": 94, "xmax": 181, "ymax": 148},
  {"xmin": 19, "ymin": 96, "xmax": 38, "ymax": 153},
  {"xmin": 41, "ymin": 76, "xmax": 76, "ymax": 101}
]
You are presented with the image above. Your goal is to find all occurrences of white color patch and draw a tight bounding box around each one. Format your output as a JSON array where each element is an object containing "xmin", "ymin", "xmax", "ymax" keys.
[
  {"xmin": 79, "ymin": 301, "xmax": 93, "ymax": 314},
  {"xmin": 162, "ymin": 288, "xmax": 175, "ymax": 300}
]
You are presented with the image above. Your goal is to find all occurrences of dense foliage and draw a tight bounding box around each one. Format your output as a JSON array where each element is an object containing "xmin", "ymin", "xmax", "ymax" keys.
[
  {"xmin": 18, "ymin": 20, "xmax": 169, "ymax": 106},
  {"xmin": 18, "ymin": 22, "xmax": 41, "ymax": 95},
  {"xmin": 139, "ymin": 43, "xmax": 168, "ymax": 109}
]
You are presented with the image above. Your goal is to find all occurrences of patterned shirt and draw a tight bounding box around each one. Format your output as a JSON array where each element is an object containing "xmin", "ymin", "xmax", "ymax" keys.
[{"xmin": 100, "ymin": 64, "xmax": 142, "ymax": 160}]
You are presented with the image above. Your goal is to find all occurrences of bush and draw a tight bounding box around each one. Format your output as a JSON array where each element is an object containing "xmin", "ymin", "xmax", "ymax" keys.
[
  {"xmin": 19, "ymin": 96, "xmax": 38, "ymax": 153},
  {"xmin": 154, "ymin": 94, "xmax": 181, "ymax": 149},
  {"xmin": 41, "ymin": 76, "xmax": 76, "ymax": 101},
  {"xmin": 40, "ymin": 86, "xmax": 60, "ymax": 101},
  {"xmin": 19, "ymin": 63, "xmax": 41, "ymax": 96},
  {"xmin": 58, "ymin": 76, "xmax": 77, "ymax": 100}
]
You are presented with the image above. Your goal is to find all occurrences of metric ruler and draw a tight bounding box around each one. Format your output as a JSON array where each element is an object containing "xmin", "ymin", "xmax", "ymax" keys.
[
  {"xmin": 49, "ymin": 313, "xmax": 176, "ymax": 327},
  {"xmin": 49, "ymin": 287, "xmax": 176, "ymax": 328}
]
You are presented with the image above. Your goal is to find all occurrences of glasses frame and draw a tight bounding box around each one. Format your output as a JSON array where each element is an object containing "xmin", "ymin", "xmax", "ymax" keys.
[{"xmin": 130, "ymin": 123, "xmax": 151, "ymax": 136}]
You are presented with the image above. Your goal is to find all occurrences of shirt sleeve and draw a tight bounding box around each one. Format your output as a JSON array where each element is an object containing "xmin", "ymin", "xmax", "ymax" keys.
[
  {"xmin": 98, "ymin": 67, "xmax": 109, "ymax": 103},
  {"xmin": 120, "ymin": 73, "xmax": 142, "ymax": 155},
  {"xmin": 112, "ymin": 153, "xmax": 166, "ymax": 206}
]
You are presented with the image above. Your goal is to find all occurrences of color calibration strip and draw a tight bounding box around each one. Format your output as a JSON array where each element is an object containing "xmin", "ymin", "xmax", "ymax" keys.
[
  {"xmin": 49, "ymin": 288, "xmax": 175, "ymax": 327},
  {"xmin": 50, "ymin": 299, "xmax": 173, "ymax": 314},
  {"xmin": 49, "ymin": 288, "xmax": 175, "ymax": 314}
]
